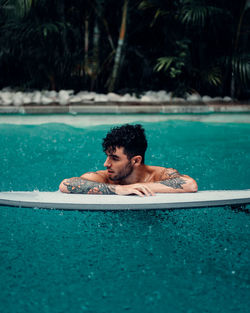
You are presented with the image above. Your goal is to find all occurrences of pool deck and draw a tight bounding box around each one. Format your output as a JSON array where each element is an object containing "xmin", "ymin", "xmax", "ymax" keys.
[{"xmin": 0, "ymin": 101, "xmax": 250, "ymax": 114}]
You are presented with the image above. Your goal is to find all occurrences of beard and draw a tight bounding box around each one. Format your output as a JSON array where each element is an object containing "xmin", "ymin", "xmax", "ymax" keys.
[{"xmin": 109, "ymin": 161, "xmax": 133, "ymax": 181}]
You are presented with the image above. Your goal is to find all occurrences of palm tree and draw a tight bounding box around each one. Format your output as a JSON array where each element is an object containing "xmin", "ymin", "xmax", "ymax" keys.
[
  {"xmin": 0, "ymin": 0, "xmax": 85, "ymax": 90},
  {"xmin": 0, "ymin": 0, "xmax": 249, "ymax": 98},
  {"xmin": 179, "ymin": 0, "xmax": 250, "ymax": 98},
  {"xmin": 230, "ymin": 0, "xmax": 250, "ymax": 98},
  {"xmin": 108, "ymin": 0, "xmax": 129, "ymax": 92},
  {"xmin": 140, "ymin": 0, "xmax": 250, "ymax": 98}
]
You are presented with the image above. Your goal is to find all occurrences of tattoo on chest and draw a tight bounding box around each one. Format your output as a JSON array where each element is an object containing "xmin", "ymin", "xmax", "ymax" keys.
[
  {"xmin": 160, "ymin": 177, "xmax": 186, "ymax": 189},
  {"xmin": 63, "ymin": 178, "xmax": 116, "ymax": 195}
]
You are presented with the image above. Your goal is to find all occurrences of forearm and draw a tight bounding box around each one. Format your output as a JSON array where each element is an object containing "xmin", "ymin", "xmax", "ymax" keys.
[
  {"xmin": 59, "ymin": 175, "xmax": 198, "ymax": 196},
  {"xmin": 146, "ymin": 175, "xmax": 198, "ymax": 193},
  {"xmin": 59, "ymin": 177, "xmax": 116, "ymax": 195},
  {"xmin": 113, "ymin": 176, "xmax": 198, "ymax": 196}
]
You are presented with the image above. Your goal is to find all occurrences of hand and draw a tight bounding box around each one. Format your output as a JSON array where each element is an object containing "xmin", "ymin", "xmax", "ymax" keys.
[
  {"xmin": 87, "ymin": 187, "xmax": 102, "ymax": 194},
  {"xmin": 115, "ymin": 184, "xmax": 155, "ymax": 197}
]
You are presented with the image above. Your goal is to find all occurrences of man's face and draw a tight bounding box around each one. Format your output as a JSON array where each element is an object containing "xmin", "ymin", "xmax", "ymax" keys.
[{"xmin": 104, "ymin": 147, "xmax": 133, "ymax": 181}]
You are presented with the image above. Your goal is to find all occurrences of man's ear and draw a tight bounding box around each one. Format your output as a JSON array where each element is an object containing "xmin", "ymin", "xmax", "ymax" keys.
[{"xmin": 132, "ymin": 155, "xmax": 142, "ymax": 166}]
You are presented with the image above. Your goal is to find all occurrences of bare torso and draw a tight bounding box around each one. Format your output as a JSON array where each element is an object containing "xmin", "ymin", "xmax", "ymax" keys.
[
  {"xmin": 60, "ymin": 165, "xmax": 197, "ymax": 195},
  {"xmin": 81, "ymin": 165, "xmax": 177, "ymax": 185}
]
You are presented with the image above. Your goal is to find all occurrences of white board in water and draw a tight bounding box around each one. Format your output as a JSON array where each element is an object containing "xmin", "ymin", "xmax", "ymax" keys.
[{"xmin": 0, "ymin": 190, "xmax": 249, "ymax": 210}]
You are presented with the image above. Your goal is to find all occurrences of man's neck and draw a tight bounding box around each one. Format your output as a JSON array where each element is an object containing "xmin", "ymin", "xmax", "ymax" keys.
[{"xmin": 118, "ymin": 165, "xmax": 147, "ymax": 185}]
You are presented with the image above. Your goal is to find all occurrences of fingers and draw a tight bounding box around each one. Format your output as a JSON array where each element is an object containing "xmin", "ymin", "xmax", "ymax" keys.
[
  {"xmin": 130, "ymin": 185, "xmax": 155, "ymax": 197},
  {"xmin": 131, "ymin": 189, "xmax": 145, "ymax": 197},
  {"xmin": 87, "ymin": 187, "xmax": 102, "ymax": 194},
  {"xmin": 142, "ymin": 185, "xmax": 155, "ymax": 196},
  {"xmin": 115, "ymin": 184, "xmax": 155, "ymax": 197}
]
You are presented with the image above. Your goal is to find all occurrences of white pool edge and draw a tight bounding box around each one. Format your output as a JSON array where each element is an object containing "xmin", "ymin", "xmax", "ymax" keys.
[{"xmin": 0, "ymin": 103, "xmax": 250, "ymax": 114}]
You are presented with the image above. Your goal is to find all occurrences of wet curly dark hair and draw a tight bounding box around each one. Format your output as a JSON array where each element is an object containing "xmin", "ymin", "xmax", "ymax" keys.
[{"xmin": 102, "ymin": 124, "xmax": 148, "ymax": 164}]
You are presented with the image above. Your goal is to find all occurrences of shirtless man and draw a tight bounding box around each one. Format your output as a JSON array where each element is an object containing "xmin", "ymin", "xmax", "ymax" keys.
[{"xmin": 59, "ymin": 124, "xmax": 198, "ymax": 196}]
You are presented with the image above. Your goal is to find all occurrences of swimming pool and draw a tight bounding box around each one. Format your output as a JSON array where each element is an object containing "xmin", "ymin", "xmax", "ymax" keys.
[{"xmin": 0, "ymin": 114, "xmax": 249, "ymax": 313}]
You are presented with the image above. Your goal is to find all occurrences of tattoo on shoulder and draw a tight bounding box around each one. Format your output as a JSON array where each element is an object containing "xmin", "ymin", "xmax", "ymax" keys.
[
  {"xmin": 63, "ymin": 178, "xmax": 116, "ymax": 195},
  {"xmin": 168, "ymin": 170, "xmax": 180, "ymax": 177},
  {"xmin": 160, "ymin": 168, "xmax": 181, "ymax": 180}
]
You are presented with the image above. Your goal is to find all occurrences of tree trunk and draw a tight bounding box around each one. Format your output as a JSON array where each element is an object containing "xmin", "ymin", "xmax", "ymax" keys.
[
  {"xmin": 84, "ymin": 15, "xmax": 89, "ymax": 83},
  {"xmin": 230, "ymin": 0, "xmax": 249, "ymax": 98},
  {"xmin": 91, "ymin": 19, "xmax": 100, "ymax": 90},
  {"xmin": 108, "ymin": 0, "xmax": 128, "ymax": 92}
]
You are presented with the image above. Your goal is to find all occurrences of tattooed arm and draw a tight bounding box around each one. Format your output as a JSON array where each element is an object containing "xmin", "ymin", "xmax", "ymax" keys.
[
  {"xmin": 150, "ymin": 168, "xmax": 198, "ymax": 193},
  {"xmin": 59, "ymin": 168, "xmax": 197, "ymax": 196},
  {"xmin": 59, "ymin": 177, "xmax": 116, "ymax": 194},
  {"xmin": 114, "ymin": 168, "xmax": 197, "ymax": 196}
]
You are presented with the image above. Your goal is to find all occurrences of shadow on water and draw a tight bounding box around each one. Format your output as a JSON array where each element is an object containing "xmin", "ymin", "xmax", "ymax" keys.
[{"xmin": 230, "ymin": 204, "xmax": 250, "ymax": 214}]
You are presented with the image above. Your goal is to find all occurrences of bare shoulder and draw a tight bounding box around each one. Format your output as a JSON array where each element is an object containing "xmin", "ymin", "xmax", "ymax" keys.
[
  {"xmin": 80, "ymin": 170, "xmax": 108, "ymax": 183},
  {"xmin": 162, "ymin": 167, "xmax": 182, "ymax": 178},
  {"xmin": 147, "ymin": 166, "xmax": 182, "ymax": 180}
]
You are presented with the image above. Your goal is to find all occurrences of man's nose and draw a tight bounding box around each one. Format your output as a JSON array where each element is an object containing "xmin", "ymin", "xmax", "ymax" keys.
[{"xmin": 104, "ymin": 157, "xmax": 110, "ymax": 168}]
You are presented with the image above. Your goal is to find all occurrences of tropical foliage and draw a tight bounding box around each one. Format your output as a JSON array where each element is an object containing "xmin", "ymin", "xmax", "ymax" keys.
[{"xmin": 0, "ymin": 0, "xmax": 249, "ymax": 99}]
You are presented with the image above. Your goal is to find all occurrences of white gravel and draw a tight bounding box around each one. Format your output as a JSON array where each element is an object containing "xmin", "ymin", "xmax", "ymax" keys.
[{"xmin": 0, "ymin": 88, "xmax": 233, "ymax": 106}]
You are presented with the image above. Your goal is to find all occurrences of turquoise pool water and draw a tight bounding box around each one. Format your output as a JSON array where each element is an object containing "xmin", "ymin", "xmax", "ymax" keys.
[{"xmin": 0, "ymin": 115, "xmax": 250, "ymax": 313}]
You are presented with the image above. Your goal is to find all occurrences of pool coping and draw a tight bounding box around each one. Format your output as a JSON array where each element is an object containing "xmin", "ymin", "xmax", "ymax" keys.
[{"xmin": 0, "ymin": 101, "xmax": 250, "ymax": 114}]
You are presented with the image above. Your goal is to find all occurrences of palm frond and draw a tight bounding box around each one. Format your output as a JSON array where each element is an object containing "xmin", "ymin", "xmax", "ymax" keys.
[
  {"xmin": 179, "ymin": 1, "xmax": 225, "ymax": 27},
  {"xmin": 154, "ymin": 56, "xmax": 176, "ymax": 72},
  {"xmin": 202, "ymin": 67, "xmax": 222, "ymax": 87},
  {"xmin": 0, "ymin": 0, "xmax": 33, "ymax": 19},
  {"xmin": 18, "ymin": 0, "xmax": 33, "ymax": 17},
  {"xmin": 232, "ymin": 54, "xmax": 250, "ymax": 85},
  {"xmin": 138, "ymin": 0, "xmax": 154, "ymax": 10},
  {"xmin": 138, "ymin": 0, "xmax": 168, "ymax": 26}
]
